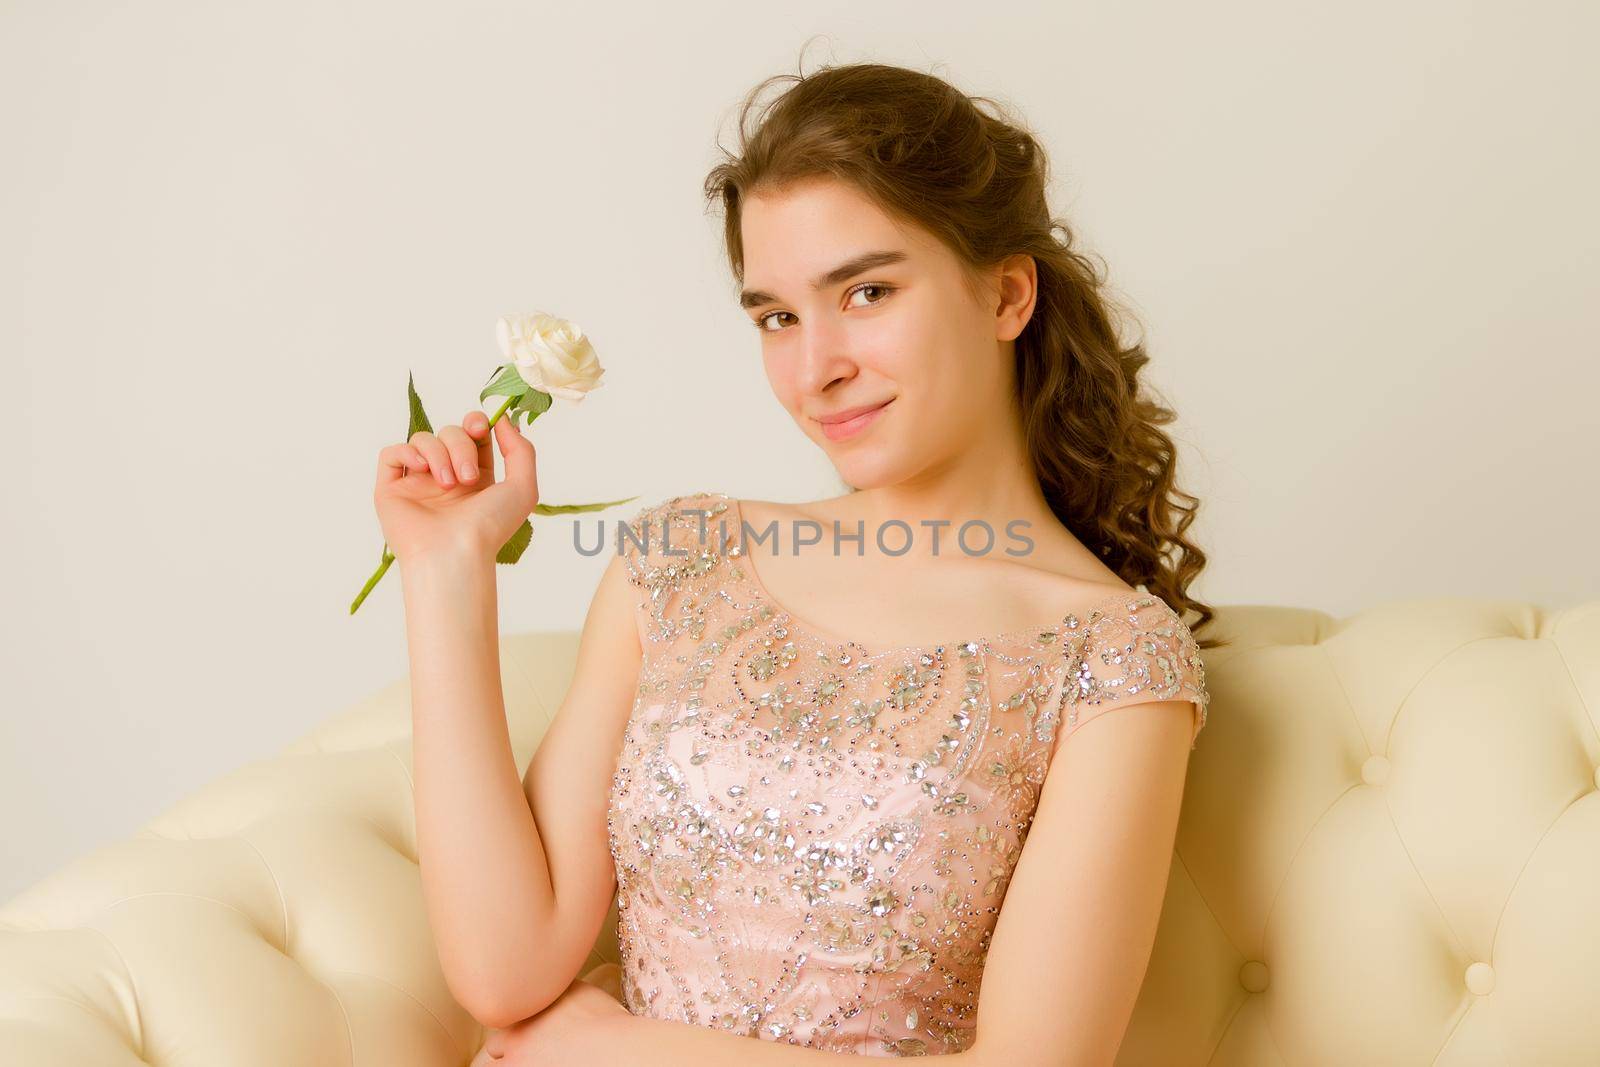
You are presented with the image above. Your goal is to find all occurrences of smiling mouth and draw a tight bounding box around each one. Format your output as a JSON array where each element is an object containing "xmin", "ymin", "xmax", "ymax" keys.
[{"xmin": 816, "ymin": 399, "xmax": 892, "ymax": 441}]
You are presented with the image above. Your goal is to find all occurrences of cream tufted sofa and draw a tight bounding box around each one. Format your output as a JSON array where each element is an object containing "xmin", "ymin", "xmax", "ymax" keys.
[{"xmin": 4, "ymin": 598, "xmax": 1599, "ymax": 1065}]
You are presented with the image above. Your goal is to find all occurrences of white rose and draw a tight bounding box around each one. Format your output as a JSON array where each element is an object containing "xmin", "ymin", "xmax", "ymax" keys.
[{"xmin": 495, "ymin": 312, "xmax": 606, "ymax": 402}]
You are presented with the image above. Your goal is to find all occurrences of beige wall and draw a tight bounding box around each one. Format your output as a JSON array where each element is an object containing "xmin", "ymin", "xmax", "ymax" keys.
[{"xmin": 3, "ymin": 2, "xmax": 1595, "ymax": 900}]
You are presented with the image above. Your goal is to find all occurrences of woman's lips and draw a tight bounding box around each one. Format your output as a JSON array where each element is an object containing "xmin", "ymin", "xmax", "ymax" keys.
[{"xmin": 817, "ymin": 399, "xmax": 892, "ymax": 442}]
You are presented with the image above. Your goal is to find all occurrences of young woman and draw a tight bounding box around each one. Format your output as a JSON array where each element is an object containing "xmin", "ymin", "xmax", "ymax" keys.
[{"xmin": 374, "ymin": 59, "xmax": 1223, "ymax": 1065}]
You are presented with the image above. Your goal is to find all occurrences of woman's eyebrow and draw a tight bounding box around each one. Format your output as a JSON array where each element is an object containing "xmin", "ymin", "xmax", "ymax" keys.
[{"xmin": 739, "ymin": 249, "xmax": 909, "ymax": 309}]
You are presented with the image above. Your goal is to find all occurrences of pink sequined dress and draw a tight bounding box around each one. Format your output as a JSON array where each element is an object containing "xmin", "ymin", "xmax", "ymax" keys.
[{"xmin": 606, "ymin": 490, "xmax": 1209, "ymax": 1056}]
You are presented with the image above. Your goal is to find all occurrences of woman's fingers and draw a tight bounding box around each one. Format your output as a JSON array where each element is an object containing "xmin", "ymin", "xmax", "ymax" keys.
[
  {"xmin": 464, "ymin": 410, "xmax": 496, "ymax": 480},
  {"xmin": 398, "ymin": 413, "xmax": 518, "ymax": 497},
  {"xmin": 482, "ymin": 1026, "xmax": 510, "ymax": 1056},
  {"xmin": 493, "ymin": 412, "xmax": 537, "ymax": 502},
  {"xmin": 408, "ymin": 431, "xmax": 455, "ymax": 489},
  {"xmin": 376, "ymin": 443, "xmax": 428, "ymax": 483},
  {"xmin": 436, "ymin": 423, "xmax": 479, "ymax": 484}
]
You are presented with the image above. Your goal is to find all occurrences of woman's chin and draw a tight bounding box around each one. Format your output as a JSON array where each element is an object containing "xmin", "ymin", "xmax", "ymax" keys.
[{"xmin": 826, "ymin": 450, "xmax": 912, "ymax": 490}]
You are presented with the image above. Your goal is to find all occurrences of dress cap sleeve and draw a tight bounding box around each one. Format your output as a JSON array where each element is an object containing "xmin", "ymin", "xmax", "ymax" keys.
[
  {"xmin": 1057, "ymin": 592, "xmax": 1210, "ymax": 751},
  {"xmin": 617, "ymin": 490, "xmax": 733, "ymax": 647}
]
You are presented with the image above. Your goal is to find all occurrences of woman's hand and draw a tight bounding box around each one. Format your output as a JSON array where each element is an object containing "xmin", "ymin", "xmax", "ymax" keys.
[
  {"xmin": 469, "ymin": 969, "xmax": 630, "ymax": 1065},
  {"xmin": 372, "ymin": 409, "xmax": 539, "ymax": 567}
]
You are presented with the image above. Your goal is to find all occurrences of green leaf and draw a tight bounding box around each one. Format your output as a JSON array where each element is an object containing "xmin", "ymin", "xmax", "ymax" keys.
[
  {"xmin": 490, "ymin": 498, "xmax": 639, "ymax": 566},
  {"xmin": 510, "ymin": 388, "xmax": 552, "ymax": 427},
  {"xmin": 495, "ymin": 519, "xmax": 533, "ymax": 564},
  {"xmin": 478, "ymin": 363, "xmax": 529, "ymax": 403},
  {"xmin": 531, "ymin": 495, "xmax": 640, "ymax": 515},
  {"xmin": 407, "ymin": 371, "xmax": 433, "ymax": 437},
  {"xmin": 479, "ymin": 365, "xmax": 552, "ymax": 428}
]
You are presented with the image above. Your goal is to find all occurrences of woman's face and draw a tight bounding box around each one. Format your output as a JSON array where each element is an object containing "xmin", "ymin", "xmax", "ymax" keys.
[{"xmin": 738, "ymin": 177, "xmax": 1036, "ymax": 489}]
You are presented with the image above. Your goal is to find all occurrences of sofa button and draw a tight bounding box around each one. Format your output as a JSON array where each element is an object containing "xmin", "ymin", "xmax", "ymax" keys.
[
  {"xmin": 1465, "ymin": 961, "xmax": 1495, "ymax": 995},
  {"xmin": 1239, "ymin": 960, "xmax": 1270, "ymax": 993},
  {"xmin": 1361, "ymin": 755, "xmax": 1391, "ymax": 786}
]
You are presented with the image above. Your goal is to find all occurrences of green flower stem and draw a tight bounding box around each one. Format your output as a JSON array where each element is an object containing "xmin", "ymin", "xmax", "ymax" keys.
[
  {"xmin": 350, "ymin": 544, "xmax": 395, "ymax": 614},
  {"xmin": 487, "ymin": 393, "xmax": 516, "ymax": 427},
  {"xmin": 349, "ymin": 392, "xmax": 520, "ymax": 614}
]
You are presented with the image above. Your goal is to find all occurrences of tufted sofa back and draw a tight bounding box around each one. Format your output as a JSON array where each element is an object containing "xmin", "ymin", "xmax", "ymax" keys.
[{"xmin": 3, "ymin": 598, "xmax": 1599, "ymax": 1065}]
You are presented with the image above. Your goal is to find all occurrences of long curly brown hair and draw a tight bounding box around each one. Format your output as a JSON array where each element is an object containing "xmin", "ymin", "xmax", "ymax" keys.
[{"xmin": 701, "ymin": 53, "xmax": 1227, "ymax": 650}]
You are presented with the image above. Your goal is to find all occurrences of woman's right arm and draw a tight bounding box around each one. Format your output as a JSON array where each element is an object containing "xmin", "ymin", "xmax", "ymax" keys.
[
  {"xmin": 402, "ymin": 546, "xmax": 640, "ymax": 1030},
  {"xmin": 374, "ymin": 410, "xmax": 641, "ymax": 1029}
]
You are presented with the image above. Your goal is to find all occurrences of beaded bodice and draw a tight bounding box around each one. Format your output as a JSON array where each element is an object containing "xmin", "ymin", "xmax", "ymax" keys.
[{"xmin": 605, "ymin": 490, "xmax": 1209, "ymax": 1056}]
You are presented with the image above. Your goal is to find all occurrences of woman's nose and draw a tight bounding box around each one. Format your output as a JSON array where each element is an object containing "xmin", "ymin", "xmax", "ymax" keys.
[{"xmin": 795, "ymin": 323, "xmax": 859, "ymax": 393}]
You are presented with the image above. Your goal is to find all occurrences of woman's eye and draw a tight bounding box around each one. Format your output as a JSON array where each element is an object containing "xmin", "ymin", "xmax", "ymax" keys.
[
  {"xmin": 846, "ymin": 283, "xmax": 893, "ymax": 308},
  {"xmin": 753, "ymin": 282, "xmax": 896, "ymax": 333}
]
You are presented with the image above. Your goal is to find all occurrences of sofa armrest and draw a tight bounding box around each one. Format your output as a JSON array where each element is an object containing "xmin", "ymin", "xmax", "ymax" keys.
[{"xmin": 0, "ymin": 630, "xmax": 616, "ymax": 1066}]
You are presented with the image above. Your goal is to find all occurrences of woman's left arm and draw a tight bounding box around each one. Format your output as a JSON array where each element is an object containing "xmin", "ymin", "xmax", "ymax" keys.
[
  {"xmin": 589, "ymin": 1012, "xmax": 972, "ymax": 1064},
  {"xmin": 492, "ymin": 979, "xmax": 973, "ymax": 1064},
  {"xmin": 964, "ymin": 696, "xmax": 1200, "ymax": 1067}
]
